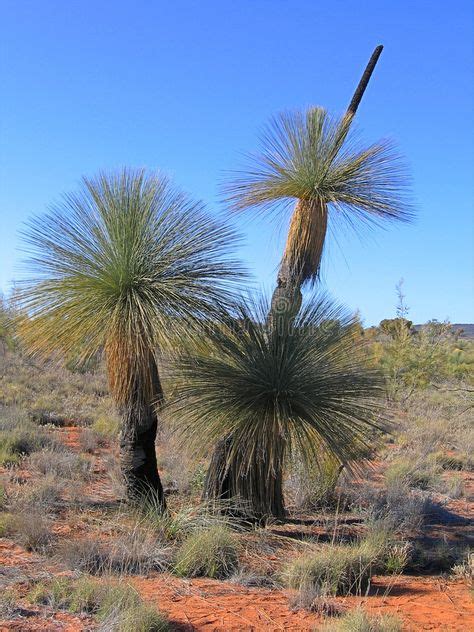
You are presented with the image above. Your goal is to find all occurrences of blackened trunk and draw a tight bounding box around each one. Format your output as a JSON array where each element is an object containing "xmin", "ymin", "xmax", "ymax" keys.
[
  {"xmin": 203, "ymin": 435, "xmax": 286, "ymax": 522},
  {"xmin": 119, "ymin": 353, "xmax": 166, "ymax": 509}
]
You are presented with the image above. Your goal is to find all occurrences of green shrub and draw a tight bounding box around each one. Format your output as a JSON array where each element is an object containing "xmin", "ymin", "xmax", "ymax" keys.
[
  {"xmin": 91, "ymin": 414, "xmax": 120, "ymax": 438},
  {"xmin": 323, "ymin": 607, "xmax": 402, "ymax": 631},
  {"xmin": 0, "ymin": 512, "xmax": 14, "ymax": 537},
  {"xmin": 406, "ymin": 541, "xmax": 466, "ymax": 573},
  {"xmin": 432, "ymin": 451, "xmax": 469, "ymax": 471},
  {"xmin": 57, "ymin": 524, "xmax": 170, "ymax": 575},
  {"xmin": 28, "ymin": 576, "xmax": 170, "ymax": 630},
  {"xmin": 283, "ymin": 544, "xmax": 371, "ymax": 596},
  {"xmin": 8, "ymin": 511, "xmax": 53, "ymax": 551},
  {"xmin": 384, "ymin": 457, "xmax": 441, "ymax": 491},
  {"xmin": 0, "ymin": 410, "xmax": 59, "ymax": 465},
  {"xmin": 283, "ymin": 530, "xmax": 395, "ymax": 596},
  {"xmin": 174, "ymin": 525, "xmax": 239, "ymax": 578}
]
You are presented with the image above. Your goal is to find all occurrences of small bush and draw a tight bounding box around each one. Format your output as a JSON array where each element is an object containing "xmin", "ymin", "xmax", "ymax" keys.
[
  {"xmin": 451, "ymin": 550, "xmax": 473, "ymax": 580},
  {"xmin": 12, "ymin": 474, "xmax": 64, "ymax": 511},
  {"xmin": 384, "ymin": 457, "xmax": 441, "ymax": 491},
  {"xmin": 433, "ymin": 451, "xmax": 469, "ymax": 471},
  {"xmin": 0, "ymin": 410, "xmax": 58, "ymax": 465},
  {"xmin": 99, "ymin": 603, "xmax": 170, "ymax": 632},
  {"xmin": 289, "ymin": 585, "xmax": 344, "ymax": 615},
  {"xmin": 355, "ymin": 479, "xmax": 429, "ymax": 533},
  {"xmin": 28, "ymin": 576, "xmax": 169, "ymax": 631},
  {"xmin": 0, "ymin": 483, "xmax": 7, "ymax": 510},
  {"xmin": 288, "ymin": 452, "xmax": 344, "ymax": 510},
  {"xmin": 406, "ymin": 541, "xmax": 466, "ymax": 573},
  {"xmin": 91, "ymin": 414, "xmax": 119, "ymax": 438},
  {"xmin": 28, "ymin": 449, "xmax": 92, "ymax": 480},
  {"xmin": 283, "ymin": 530, "xmax": 394, "ymax": 597},
  {"xmin": 323, "ymin": 607, "xmax": 402, "ymax": 631},
  {"xmin": 8, "ymin": 511, "xmax": 53, "ymax": 551},
  {"xmin": 58, "ymin": 525, "xmax": 170, "ymax": 575},
  {"xmin": 0, "ymin": 591, "xmax": 18, "ymax": 618},
  {"xmin": 0, "ymin": 512, "xmax": 14, "ymax": 537},
  {"xmin": 228, "ymin": 569, "xmax": 279, "ymax": 588},
  {"xmin": 174, "ymin": 525, "xmax": 239, "ymax": 579}
]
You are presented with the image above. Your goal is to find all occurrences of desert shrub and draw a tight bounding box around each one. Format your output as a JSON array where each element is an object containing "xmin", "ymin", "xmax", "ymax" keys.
[
  {"xmin": 58, "ymin": 524, "xmax": 170, "ymax": 575},
  {"xmin": 442, "ymin": 473, "xmax": 464, "ymax": 499},
  {"xmin": 99, "ymin": 603, "xmax": 170, "ymax": 632},
  {"xmin": 287, "ymin": 451, "xmax": 344, "ymax": 510},
  {"xmin": 0, "ymin": 482, "xmax": 7, "ymax": 510},
  {"xmin": 174, "ymin": 525, "xmax": 239, "ymax": 579},
  {"xmin": 28, "ymin": 449, "xmax": 92, "ymax": 480},
  {"xmin": 323, "ymin": 607, "xmax": 402, "ymax": 631},
  {"xmin": 355, "ymin": 478, "xmax": 430, "ymax": 533},
  {"xmin": 228, "ymin": 569, "xmax": 279, "ymax": 589},
  {"xmin": 384, "ymin": 456, "xmax": 442, "ymax": 491},
  {"xmin": 0, "ymin": 348, "xmax": 113, "ymax": 420},
  {"xmin": 0, "ymin": 590, "xmax": 18, "ymax": 618},
  {"xmin": 289, "ymin": 585, "xmax": 344, "ymax": 615},
  {"xmin": 283, "ymin": 530, "xmax": 395, "ymax": 596},
  {"xmin": 0, "ymin": 512, "xmax": 14, "ymax": 537},
  {"xmin": 0, "ymin": 409, "xmax": 59, "ymax": 465},
  {"xmin": 91, "ymin": 413, "xmax": 120, "ymax": 439},
  {"xmin": 432, "ymin": 451, "xmax": 470, "ymax": 471},
  {"xmin": 8, "ymin": 510, "xmax": 53, "ymax": 551},
  {"xmin": 283, "ymin": 544, "xmax": 371, "ymax": 596},
  {"xmin": 140, "ymin": 494, "xmax": 241, "ymax": 542},
  {"xmin": 451, "ymin": 550, "xmax": 473, "ymax": 580},
  {"xmin": 11, "ymin": 474, "xmax": 64, "ymax": 512},
  {"xmin": 28, "ymin": 576, "xmax": 170, "ymax": 630},
  {"xmin": 79, "ymin": 428, "xmax": 106, "ymax": 453},
  {"xmin": 406, "ymin": 541, "xmax": 467, "ymax": 573}
]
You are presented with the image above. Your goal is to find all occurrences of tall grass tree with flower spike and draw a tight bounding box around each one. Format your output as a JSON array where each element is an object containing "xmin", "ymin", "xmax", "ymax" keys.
[
  {"xmin": 204, "ymin": 46, "xmax": 413, "ymax": 516},
  {"xmin": 19, "ymin": 169, "xmax": 244, "ymax": 508}
]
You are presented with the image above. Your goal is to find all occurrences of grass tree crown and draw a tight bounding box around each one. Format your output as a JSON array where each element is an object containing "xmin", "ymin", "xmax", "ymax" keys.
[
  {"xmin": 169, "ymin": 292, "xmax": 385, "ymax": 479},
  {"xmin": 18, "ymin": 169, "xmax": 245, "ymax": 401},
  {"xmin": 223, "ymin": 107, "xmax": 412, "ymax": 284}
]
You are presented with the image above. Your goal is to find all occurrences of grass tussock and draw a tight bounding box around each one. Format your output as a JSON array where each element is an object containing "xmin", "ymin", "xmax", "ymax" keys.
[
  {"xmin": 174, "ymin": 525, "xmax": 239, "ymax": 579},
  {"xmin": 6, "ymin": 511, "xmax": 53, "ymax": 551},
  {"xmin": 57, "ymin": 522, "xmax": 171, "ymax": 575},
  {"xmin": 0, "ymin": 409, "xmax": 60, "ymax": 466},
  {"xmin": 28, "ymin": 448, "xmax": 92, "ymax": 480},
  {"xmin": 283, "ymin": 528, "xmax": 402, "ymax": 596},
  {"xmin": 323, "ymin": 607, "xmax": 403, "ymax": 631},
  {"xmin": 28, "ymin": 576, "xmax": 170, "ymax": 631}
]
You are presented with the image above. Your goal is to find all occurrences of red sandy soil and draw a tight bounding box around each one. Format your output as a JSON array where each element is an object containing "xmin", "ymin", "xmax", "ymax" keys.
[{"xmin": 1, "ymin": 425, "xmax": 473, "ymax": 631}]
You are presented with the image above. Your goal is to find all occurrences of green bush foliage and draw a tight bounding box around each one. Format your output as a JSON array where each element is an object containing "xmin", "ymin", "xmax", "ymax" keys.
[{"xmin": 174, "ymin": 525, "xmax": 239, "ymax": 578}]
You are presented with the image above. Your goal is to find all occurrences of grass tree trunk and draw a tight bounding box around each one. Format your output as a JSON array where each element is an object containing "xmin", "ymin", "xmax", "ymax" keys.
[
  {"xmin": 118, "ymin": 352, "xmax": 166, "ymax": 508},
  {"xmin": 204, "ymin": 435, "xmax": 285, "ymax": 521}
]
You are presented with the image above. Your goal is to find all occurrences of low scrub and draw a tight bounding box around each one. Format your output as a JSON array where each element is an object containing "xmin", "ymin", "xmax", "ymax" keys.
[
  {"xmin": 7, "ymin": 510, "xmax": 53, "ymax": 551},
  {"xmin": 174, "ymin": 525, "xmax": 239, "ymax": 579},
  {"xmin": 0, "ymin": 409, "xmax": 59, "ymax": 466},
  {"xmin": 406, "ymin": 541, "xmax": 467, "ymax": 573},
  {"xmin": 28, "ymin": 576, "xmax": 170, "ymax": 631},
  {"xmin": 384, "ymin": 456, "xmax": 441, "ymax": 491},
  {"xmin": 57, "ymin": 523, "xmax": 170, "ymax": 575},
  {"xmin": 28, "ymin": 449, "xmax": 92, "ymax": 480},
  {"xmin": 283, "ymin": 530, "xmax": 399, "ymax": 596},
  {"xmin": 323, "ymin": 607, "xmax": 402, "ymax": 631}
]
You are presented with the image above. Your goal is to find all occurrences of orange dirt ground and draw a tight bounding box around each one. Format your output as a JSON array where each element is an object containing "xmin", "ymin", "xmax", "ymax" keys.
[{"xmin": 1, "ymin": 425, "xmax": 473, "ymax": 631}]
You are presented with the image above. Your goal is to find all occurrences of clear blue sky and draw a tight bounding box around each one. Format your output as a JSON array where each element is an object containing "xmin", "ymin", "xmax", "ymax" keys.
[{"xmin": 1, "ymin": 0, "xmax": 473, "ymax": 325}]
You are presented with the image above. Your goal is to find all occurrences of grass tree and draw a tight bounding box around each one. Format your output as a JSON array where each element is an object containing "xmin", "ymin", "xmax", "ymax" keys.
[
  {"xmin": 205, "ymin": 47, "xmax": 412, "ymax": 510},
  {"xmin": 170, "ymin": 294, "xmax": 385, "ymax": 520},
  {"xmin": 19, "ymin": 169, "xmax": 244, "ymax": 507}
]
